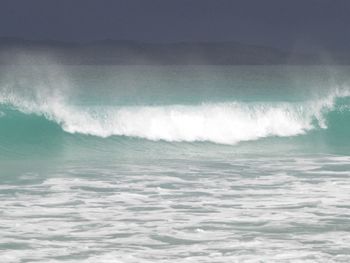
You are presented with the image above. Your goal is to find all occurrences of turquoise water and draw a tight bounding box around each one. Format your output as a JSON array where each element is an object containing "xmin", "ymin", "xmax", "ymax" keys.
[{"xmin": 1, "ymin": 64, "xmax": 350, "ymax": 262}]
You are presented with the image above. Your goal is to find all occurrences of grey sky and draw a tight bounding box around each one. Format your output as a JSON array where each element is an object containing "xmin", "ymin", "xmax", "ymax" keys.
[{"xmin": 0, "ymin": 0, "xmax": 349, "ymax": 50}]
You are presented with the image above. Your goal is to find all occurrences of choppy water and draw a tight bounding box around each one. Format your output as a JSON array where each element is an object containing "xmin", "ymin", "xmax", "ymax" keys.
[{"xmin": 1, "ymin": 63, "xmax": 350, "ymax": 262}]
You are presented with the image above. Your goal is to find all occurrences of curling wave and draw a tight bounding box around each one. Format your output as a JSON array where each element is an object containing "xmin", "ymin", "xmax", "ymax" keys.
[{"xmin": 0, "ymin": 89, "xmax": 349, "ymax": 145}]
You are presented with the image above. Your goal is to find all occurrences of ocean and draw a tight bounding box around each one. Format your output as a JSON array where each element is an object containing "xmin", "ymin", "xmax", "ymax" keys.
[{"xmin": 1, "ymin": 64, "xmax": 350, "ymax": 262}]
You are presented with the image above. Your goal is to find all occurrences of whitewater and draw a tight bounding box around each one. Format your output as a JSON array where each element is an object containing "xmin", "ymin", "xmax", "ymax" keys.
[{"xmin": 1, "ymin": 64, "xmax": 350, "ymax": 262}]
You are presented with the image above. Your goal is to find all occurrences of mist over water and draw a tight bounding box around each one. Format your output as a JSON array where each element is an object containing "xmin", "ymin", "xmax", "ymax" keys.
[{"xmin": 1, "ymin": 57, "xmax": 350, "ymax": 262}]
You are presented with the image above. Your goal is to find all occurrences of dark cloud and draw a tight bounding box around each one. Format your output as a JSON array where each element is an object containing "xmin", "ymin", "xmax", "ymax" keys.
[{"xmin": 0, "ymin": 0, "xmax": 349, "ymax": 50}]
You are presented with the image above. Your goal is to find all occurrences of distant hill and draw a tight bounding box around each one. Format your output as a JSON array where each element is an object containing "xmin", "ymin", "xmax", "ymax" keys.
[{"xmin": 0, "ymin": 37, "xmax": 347, "ymax": 65}]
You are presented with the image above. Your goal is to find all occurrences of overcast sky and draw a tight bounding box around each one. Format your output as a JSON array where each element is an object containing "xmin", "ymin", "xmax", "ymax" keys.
[{"xmin": 0, "ymin": 0, "xmax": 349, "ymax": 50}]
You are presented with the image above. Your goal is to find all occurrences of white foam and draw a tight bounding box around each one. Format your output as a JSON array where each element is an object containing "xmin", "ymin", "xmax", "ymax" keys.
[{"xmin": 61, "ymin": 102, "xmax": 316, "ymax": 144}]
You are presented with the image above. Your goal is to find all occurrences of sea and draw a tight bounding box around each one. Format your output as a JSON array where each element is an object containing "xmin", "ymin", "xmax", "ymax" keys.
[{"xmin": 1, "ymin": 63, "xmax": 350, "ymax": 262}]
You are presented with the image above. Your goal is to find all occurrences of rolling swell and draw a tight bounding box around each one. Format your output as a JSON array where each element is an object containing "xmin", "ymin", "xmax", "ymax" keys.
[{"xmin": 0, "ymin": 90, "xmax": 349, "ymax": 147}]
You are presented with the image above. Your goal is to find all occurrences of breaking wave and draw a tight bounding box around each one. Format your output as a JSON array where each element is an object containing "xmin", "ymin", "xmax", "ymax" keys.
[{"xmin": 0, "ymin": 88, "xmax": 349, "ymax": 145}]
